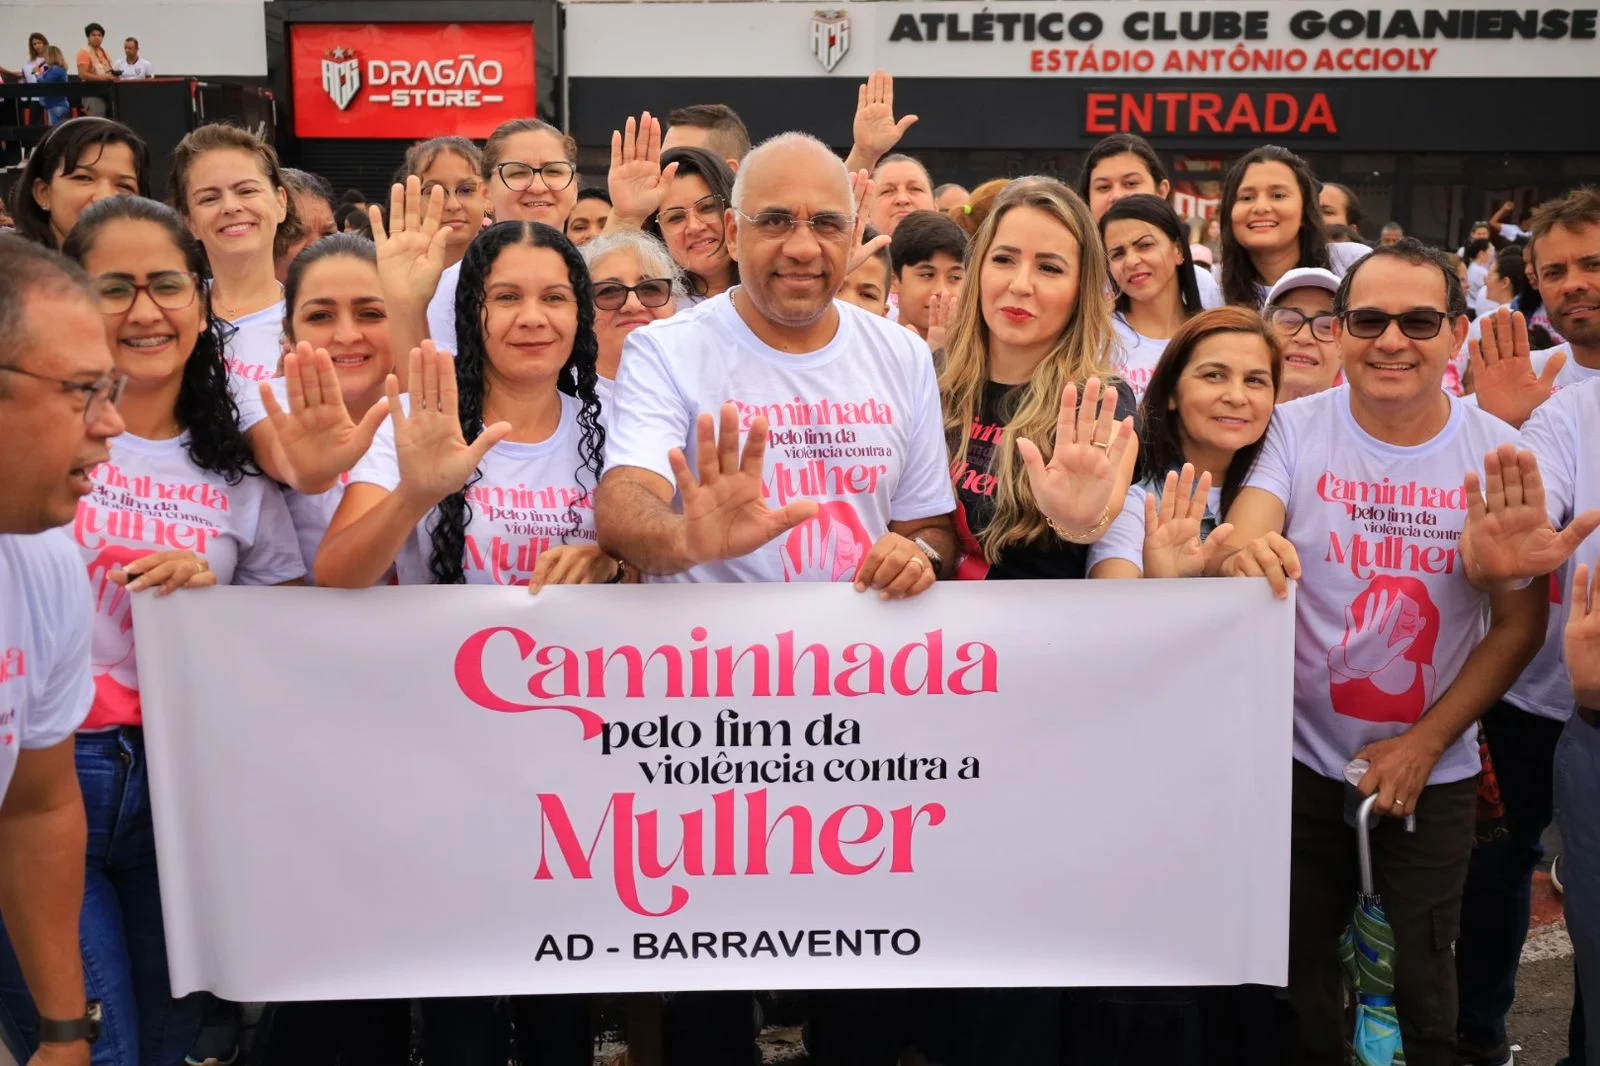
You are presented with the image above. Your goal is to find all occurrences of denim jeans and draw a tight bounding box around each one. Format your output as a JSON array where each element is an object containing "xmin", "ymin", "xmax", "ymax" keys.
[
  {"xmin": 0, "ymin": 728, "xmax": 206, "ymax": 1065},
  {"xmin": 1554, "ymin": 714, "xmax": 1600, "ymax": 1066},
  {"xmin": 1457, "ymin": 701, "xmax": 1573, "ymax": 1060}
]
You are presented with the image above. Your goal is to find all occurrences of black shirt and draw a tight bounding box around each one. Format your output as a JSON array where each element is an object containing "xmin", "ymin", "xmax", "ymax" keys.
[{"xmin": 954, "ymin": 378, "xmax": 1138, "ymax": 581}]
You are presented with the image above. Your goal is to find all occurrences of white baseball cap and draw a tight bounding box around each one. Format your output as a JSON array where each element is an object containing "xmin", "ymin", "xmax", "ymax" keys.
[
  {"xmin": 1264, "ymin": 267, "xmax": 1340, "ymax": 308},
  {"xmin": 1189, "ymin": 243, "xmax": 1214, "ymax": 268}
]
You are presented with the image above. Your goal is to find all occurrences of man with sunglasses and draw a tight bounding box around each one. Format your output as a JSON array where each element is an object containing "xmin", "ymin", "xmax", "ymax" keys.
[
  {"xmin": 1214, "ymin": 239, "xmax": 1547, "ymax": 1066},
  {"xmin": 0, "ymin": 237, "xmax": 127, "ymax": 1065},
  {"xmin": 1263, "ymin": 267, "xmax": 1343, "ymax": 403},
  {"xmin": 595, "ymin": 133, "xmax": 955, "ymax": 1066}
]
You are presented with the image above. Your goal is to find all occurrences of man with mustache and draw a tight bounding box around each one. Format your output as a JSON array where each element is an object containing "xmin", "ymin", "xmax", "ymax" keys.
[
  {"xmin": 0, "ymin": 237, "xmax": 126, "ymax": 1065},
  {"xmin": 1450, "ymin": 186, "xmax": 1600, "ymax": 1066}
]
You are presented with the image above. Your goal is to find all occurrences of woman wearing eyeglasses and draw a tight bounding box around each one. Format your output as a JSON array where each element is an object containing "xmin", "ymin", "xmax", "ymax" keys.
[
  {"xmin": 0, "ymin": 195, "xmax": 304, "ymax": 1066},
  {"xmin": 483, "ymin": 118, "xmax": 579, "ymax": 230},
  {"xmin": 580, "ymin": 230, "xmax": 686, "ymax": 409},
  {"xmin": 1260, "ymin": 267, "xmax": 1344, "ymax": 403},
  {"xmin": 1099, "ymin": 193, "xmax": 1204, "ymax": 402}
]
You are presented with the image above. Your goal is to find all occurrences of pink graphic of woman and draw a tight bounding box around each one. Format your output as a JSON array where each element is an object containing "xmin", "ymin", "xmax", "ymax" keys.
[
  {"xmin": 1329, "ymin": 574, "xmax": 1440, "ymax": 724},
  {"xmin": 781, "ymin": 501, "xmax": 871, "ymax": 582},
  {"xmin": 86, "ymin": 544, "xmax": 153, "ymax": 724}
]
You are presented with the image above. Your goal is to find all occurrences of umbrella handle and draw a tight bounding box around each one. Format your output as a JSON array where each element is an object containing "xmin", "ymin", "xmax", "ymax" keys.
[{"xmin": 1354, "ymin": 793, "xmax": 1418, "ymax": 896}]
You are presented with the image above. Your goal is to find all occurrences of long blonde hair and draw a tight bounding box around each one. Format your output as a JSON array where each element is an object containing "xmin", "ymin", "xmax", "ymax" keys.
[{"xmin": 939, "ymin": 175, "xmax": 1118, "ymax": 562}]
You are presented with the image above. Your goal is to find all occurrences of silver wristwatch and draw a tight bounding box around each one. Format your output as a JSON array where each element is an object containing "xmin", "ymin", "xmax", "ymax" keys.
[{"xmin": 913, "ymin": 536, "xmax": 944, "ymax": 573}]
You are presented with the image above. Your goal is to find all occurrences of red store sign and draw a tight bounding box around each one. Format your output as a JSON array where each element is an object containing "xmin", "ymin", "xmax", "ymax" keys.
[{"xmin": 291, "ymin": 23, "xmax": 536, "ymax": 139}]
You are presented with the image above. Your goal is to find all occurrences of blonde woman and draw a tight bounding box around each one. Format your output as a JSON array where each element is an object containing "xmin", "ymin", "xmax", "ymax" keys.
[{"xmin": 939, "ymin": 175, "xmax": 1137, "ymax": 584}]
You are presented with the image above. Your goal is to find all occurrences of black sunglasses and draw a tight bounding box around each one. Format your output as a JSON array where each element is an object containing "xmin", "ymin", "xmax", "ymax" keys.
[
  {"xmin": 593, "ymin": 278, "xmax": 674, "ymax": 311},
  {"xmin": 1339, "ymin": 308, "xmax": 1454, "ymax": 340}
]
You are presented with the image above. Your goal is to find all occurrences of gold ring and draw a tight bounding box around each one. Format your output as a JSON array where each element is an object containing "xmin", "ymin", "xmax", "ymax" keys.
[
  {"xmin": 1091, "ymin": 440, "xmax": 1110, "ymax": 449},
  {"xmin": 909, "ymin": 555, "xmax": 926, "ymax": 568},
  {"xmin": 1393, "ymin": 796, "xmax": 1406, "ymax": 808}
]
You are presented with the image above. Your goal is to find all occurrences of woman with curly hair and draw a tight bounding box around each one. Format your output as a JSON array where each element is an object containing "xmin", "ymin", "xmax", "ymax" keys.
[
  {"xmin": 0, "ymin": 195, "xmax": 304, "ymax": 1065},
  {"xmin": 316, "ymin": 191, "xmax": 627, "ymax": 592}
]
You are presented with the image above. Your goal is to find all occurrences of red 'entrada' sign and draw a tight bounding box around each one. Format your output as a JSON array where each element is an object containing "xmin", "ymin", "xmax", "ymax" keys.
[{"xmin": 290, "ymin": 23, "xmax": 536, "ymax": 139}]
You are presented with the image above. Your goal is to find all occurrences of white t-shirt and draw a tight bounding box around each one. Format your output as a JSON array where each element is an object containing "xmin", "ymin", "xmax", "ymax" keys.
[
  {"xmin": 604, "ymin": 291, "xmax": 956, "ymax": 584},
  {"xmin": 1110, "ymin": 315, "xmax": 1171, "ymax": 402},
  {"xmin": 427, "ymin": 261, "xmax": 462, "ymax": 357},
  {"xmin": 1248, "ymin": 242, "xmax": 1369, "ymax": 306},
  {"xmin": 1496, "ymin": 358, "xmax": 1600, "ymax": 720},
  {"xmin": 349, "ymin": 392, "xmax": 598, "ymax": 586},
  {"xmin": 0, "ymin": 531, "xmax": 94, "ymax": 805},
  {"xmin": 72, "ymin": 433, "xmax": 305, "ymax": 729},
  {"xmin": 223, "ymin": 300, "xmax": 285, "ymax": 382},
  {"xmin": 114, "ymin": 57, "xmax": 153, "ymax": 79},
  {"xmin": 1524, "ymin": 377, "xmax": 1600, "ymax": 655},
  {"xmin": 1194, "ymin": 268, "xmax": 1225, "ymax": 311},
  {"xmin": 1244, "ymin": 386, "xmax": 1520, "ymax": 784}
]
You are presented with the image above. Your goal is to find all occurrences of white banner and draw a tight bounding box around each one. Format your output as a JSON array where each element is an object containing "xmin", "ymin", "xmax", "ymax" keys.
[
  {"xmin": 134, "ymin": 581, "xmax": 1294, "ymax": 1000},
  {"xmin": 564, "ymin": 0, "xmax": 1600, "ymax": 80}
]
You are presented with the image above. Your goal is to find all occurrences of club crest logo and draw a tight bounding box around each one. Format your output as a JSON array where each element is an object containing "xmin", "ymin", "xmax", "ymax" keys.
[
  {"xmin": 810, "ymin": 9, "xmax": 851, "ymax": 73},
  {"xmin": 321, "ymin": 46, "xmax": 361, "ymax": 110}
]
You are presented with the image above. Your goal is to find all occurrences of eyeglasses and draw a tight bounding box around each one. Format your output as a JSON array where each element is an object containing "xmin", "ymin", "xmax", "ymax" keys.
[
  {"xmin": 93, "ymin": 272, "xmax": 199, "ymax": 314},
  {"xmin": 421, "ymin": 180, "xmax": 482, "ymax": 203},
  {"xmin": 0, "ymin": 365, "xmax": 127, "ymax": 423},
  {"xmin": 1264, "ymin": 306, "xmax": 1337, "ymax": 343},
  {"xmin": 659, "ymin": 194, "xmax": 725, "ymax": 231},
  {"xmin": 1340, "ymin": 308, "xmax": 1454, "ymax": 340},
  {"xmin": 735, "ymin": 209, "xmax": 854, "ymax": 244},
  {"xmin": 593, "ymin": 278, "xmax": 674, "ymax": 311},
  {"xmin": 495, "ymin": 161, "xmax": 577, "ymax": 193}
]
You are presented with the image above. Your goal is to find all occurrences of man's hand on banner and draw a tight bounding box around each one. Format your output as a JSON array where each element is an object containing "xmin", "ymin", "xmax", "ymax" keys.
[
  {"xmin": 528, "ymin": 545, "xmax": 625, "ymax": 592},
  {"xmin": 853, "ymin": 532, "xmax": 937, "ymax": 600},
  {"xmin": 669, "ymin": 403, "xmax": 819, "ymax": 565},
  {"xmin": 1219, "ymin": 532, "xmax": 1301, "ymax": 599}
]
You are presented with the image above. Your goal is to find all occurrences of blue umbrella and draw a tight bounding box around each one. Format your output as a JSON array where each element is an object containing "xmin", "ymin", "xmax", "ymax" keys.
[{"xmin": 1339, "ymin": 791, "xmax": 1415, "ymax": 1066}]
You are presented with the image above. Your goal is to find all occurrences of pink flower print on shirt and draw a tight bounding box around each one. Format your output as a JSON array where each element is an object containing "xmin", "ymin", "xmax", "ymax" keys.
[
  {"xmin": 86, "ymin": 544, "xmax": 151, "ymax": 725},
  {"xmin": 1328, "ymin": 574, "xmax": 1440, "ymax": 724},
  {"xmin": 781, "ymin": 500, "xmax": 870, "ymax": 583}
]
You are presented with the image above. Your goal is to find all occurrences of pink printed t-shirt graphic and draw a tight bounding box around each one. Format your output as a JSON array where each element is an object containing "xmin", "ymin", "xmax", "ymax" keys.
[{"xmin": 1328, "ymin": 574, "xmax": 1440, "ymax": 724}]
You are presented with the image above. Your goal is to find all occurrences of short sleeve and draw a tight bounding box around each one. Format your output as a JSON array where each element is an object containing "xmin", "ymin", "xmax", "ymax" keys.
[
  {"xmin": 1194, "ymin": 269, "xmax": 1225, "ymax": 310},
  {"xmin": 602, "ymin": 330, "xmax": 694, "ymax": 486},
  {"xmin": 24, "ymin": 547, "xmax": 92, "ymax": 749},
  {"xmin": 233, "ymin": 480, "xmax": 308, "ymax": 586},
  {"xmin": 230, "ymin": 374, "xmax": 269, "ymax": 433},
  {"xmin": 1521, "ymin": 388, "xmax": 1580, "ymax": 529},
  {"xmin": 890, "ymin": 342, "xmax": 959, "ymax": 522},
  {"xmin": 1088, "ymin": 485, "xmax": 1146, "ymax": 573},
  {"xmin": 427, "ymin": 265, "xmax": 459, "ymax": 357},
  {"xmin": 348, "ymin": 418, "xmax": 402, "ymax": 492},
  {"xmin": 1242, "ymin": 414, "xmax": 1295, "ymax": 508}
]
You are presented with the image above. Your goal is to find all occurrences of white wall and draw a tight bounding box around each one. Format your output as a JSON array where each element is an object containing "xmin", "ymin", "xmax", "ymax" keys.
[{"xmin": 0, "ymin": 1, "xmax": 266, "ymax": 77}]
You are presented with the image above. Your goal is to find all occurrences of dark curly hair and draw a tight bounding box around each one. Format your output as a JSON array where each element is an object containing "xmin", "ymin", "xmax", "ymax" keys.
[
  {"xmin": 62, "ymin": 196, "xmax": 257, "ymax": 485},
  {"xmin": 430, "ymin": 220, "xmax": 605, "ymax": 584}
]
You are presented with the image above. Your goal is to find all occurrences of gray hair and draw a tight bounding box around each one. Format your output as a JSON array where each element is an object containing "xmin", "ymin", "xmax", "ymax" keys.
[
  {"xmin": 581, "ymin": 230, "xmax": 689, "ymax": 303},
  {"xmin": 0, "ymin": 235, "xmax": 95, "ymax": 393},
  {"xmin": 729, "ymin": 131, "xmax": 851, "ymax": 215}
]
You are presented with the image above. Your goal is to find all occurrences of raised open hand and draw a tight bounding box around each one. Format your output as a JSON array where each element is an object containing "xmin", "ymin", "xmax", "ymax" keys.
[
  {"xmin": 1142, "ymin": 464, "xmax": 1234, "ymax": 579},
  {"xmin": 261, "ymin": 344, "xmax": 390, "ymax": 494},
  {"xmin": 1468, "ymin": 309, "xmax": 1562, "ymax": 429},
  {"xmin": 1016, "ymin": 377, "xmax": 1136, "ymax": 540},
  {"xmin": 389, "ymin": 342, "xmax": 512, "ymax": 508},
  {"xmin": 1462, "ymin": 442, "xmax": 1600, "ymax": 590},
  {"xmin": 925, "ymin": 289, "xmax": 955, "ymax": 354},
  {"xmin": 783, "ymin": 522, "xmax": 841, "ymax": 583},
  {"xmin": 608, "ymin": 111, "xmax": 679, "ymax": 228},
  {"xmin": 844, "ymin": 169, "xmax": 892, "ymax": 278},
  {"xmin": 1566, "ymin": 557, "xmax": 1600, "ymax": 708},
  {"xmin": 669, "ymin": 403, "xmax": 820, "ymax": 565},
  {"xmin": 848, "ymin": 69, "xmax": 918, "ymax": 171},
  {"xmin": 371, "ymin": 176, "xmax": 450, "ymax": 309},
  {"xmin": 1331, "ymin": 589, "xmax": 1420, "ymax": 678}
]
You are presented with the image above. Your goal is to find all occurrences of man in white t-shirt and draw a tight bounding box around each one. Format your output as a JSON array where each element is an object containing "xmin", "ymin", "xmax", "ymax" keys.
[
  {"xmin": 1453, "ymin": 186, "xmax": 1600, "ymax": 1064},
  {"xmin": 112, "ymin": 38, "xmax": 151, "ymax": 80},
  {"xmin": 1214, "ymin": 240, "xmax": 1547, "ymax": 1066},
  {"xmin": 595, "ymin": 132, "xmax": 956, "ymax": 1064},
  {"xmin": 0, "ymin": 238, "xmax": 127, "ymax": 1064}
]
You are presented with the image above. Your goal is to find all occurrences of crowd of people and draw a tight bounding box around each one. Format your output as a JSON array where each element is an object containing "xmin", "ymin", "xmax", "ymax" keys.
[
  {"xmin": 0, "ymin": 65, "xmax": 1598, "ymax": 1066},
  {"xmin": 0, "ymin": 25, "xmax": 153, "ymax": 132}
]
